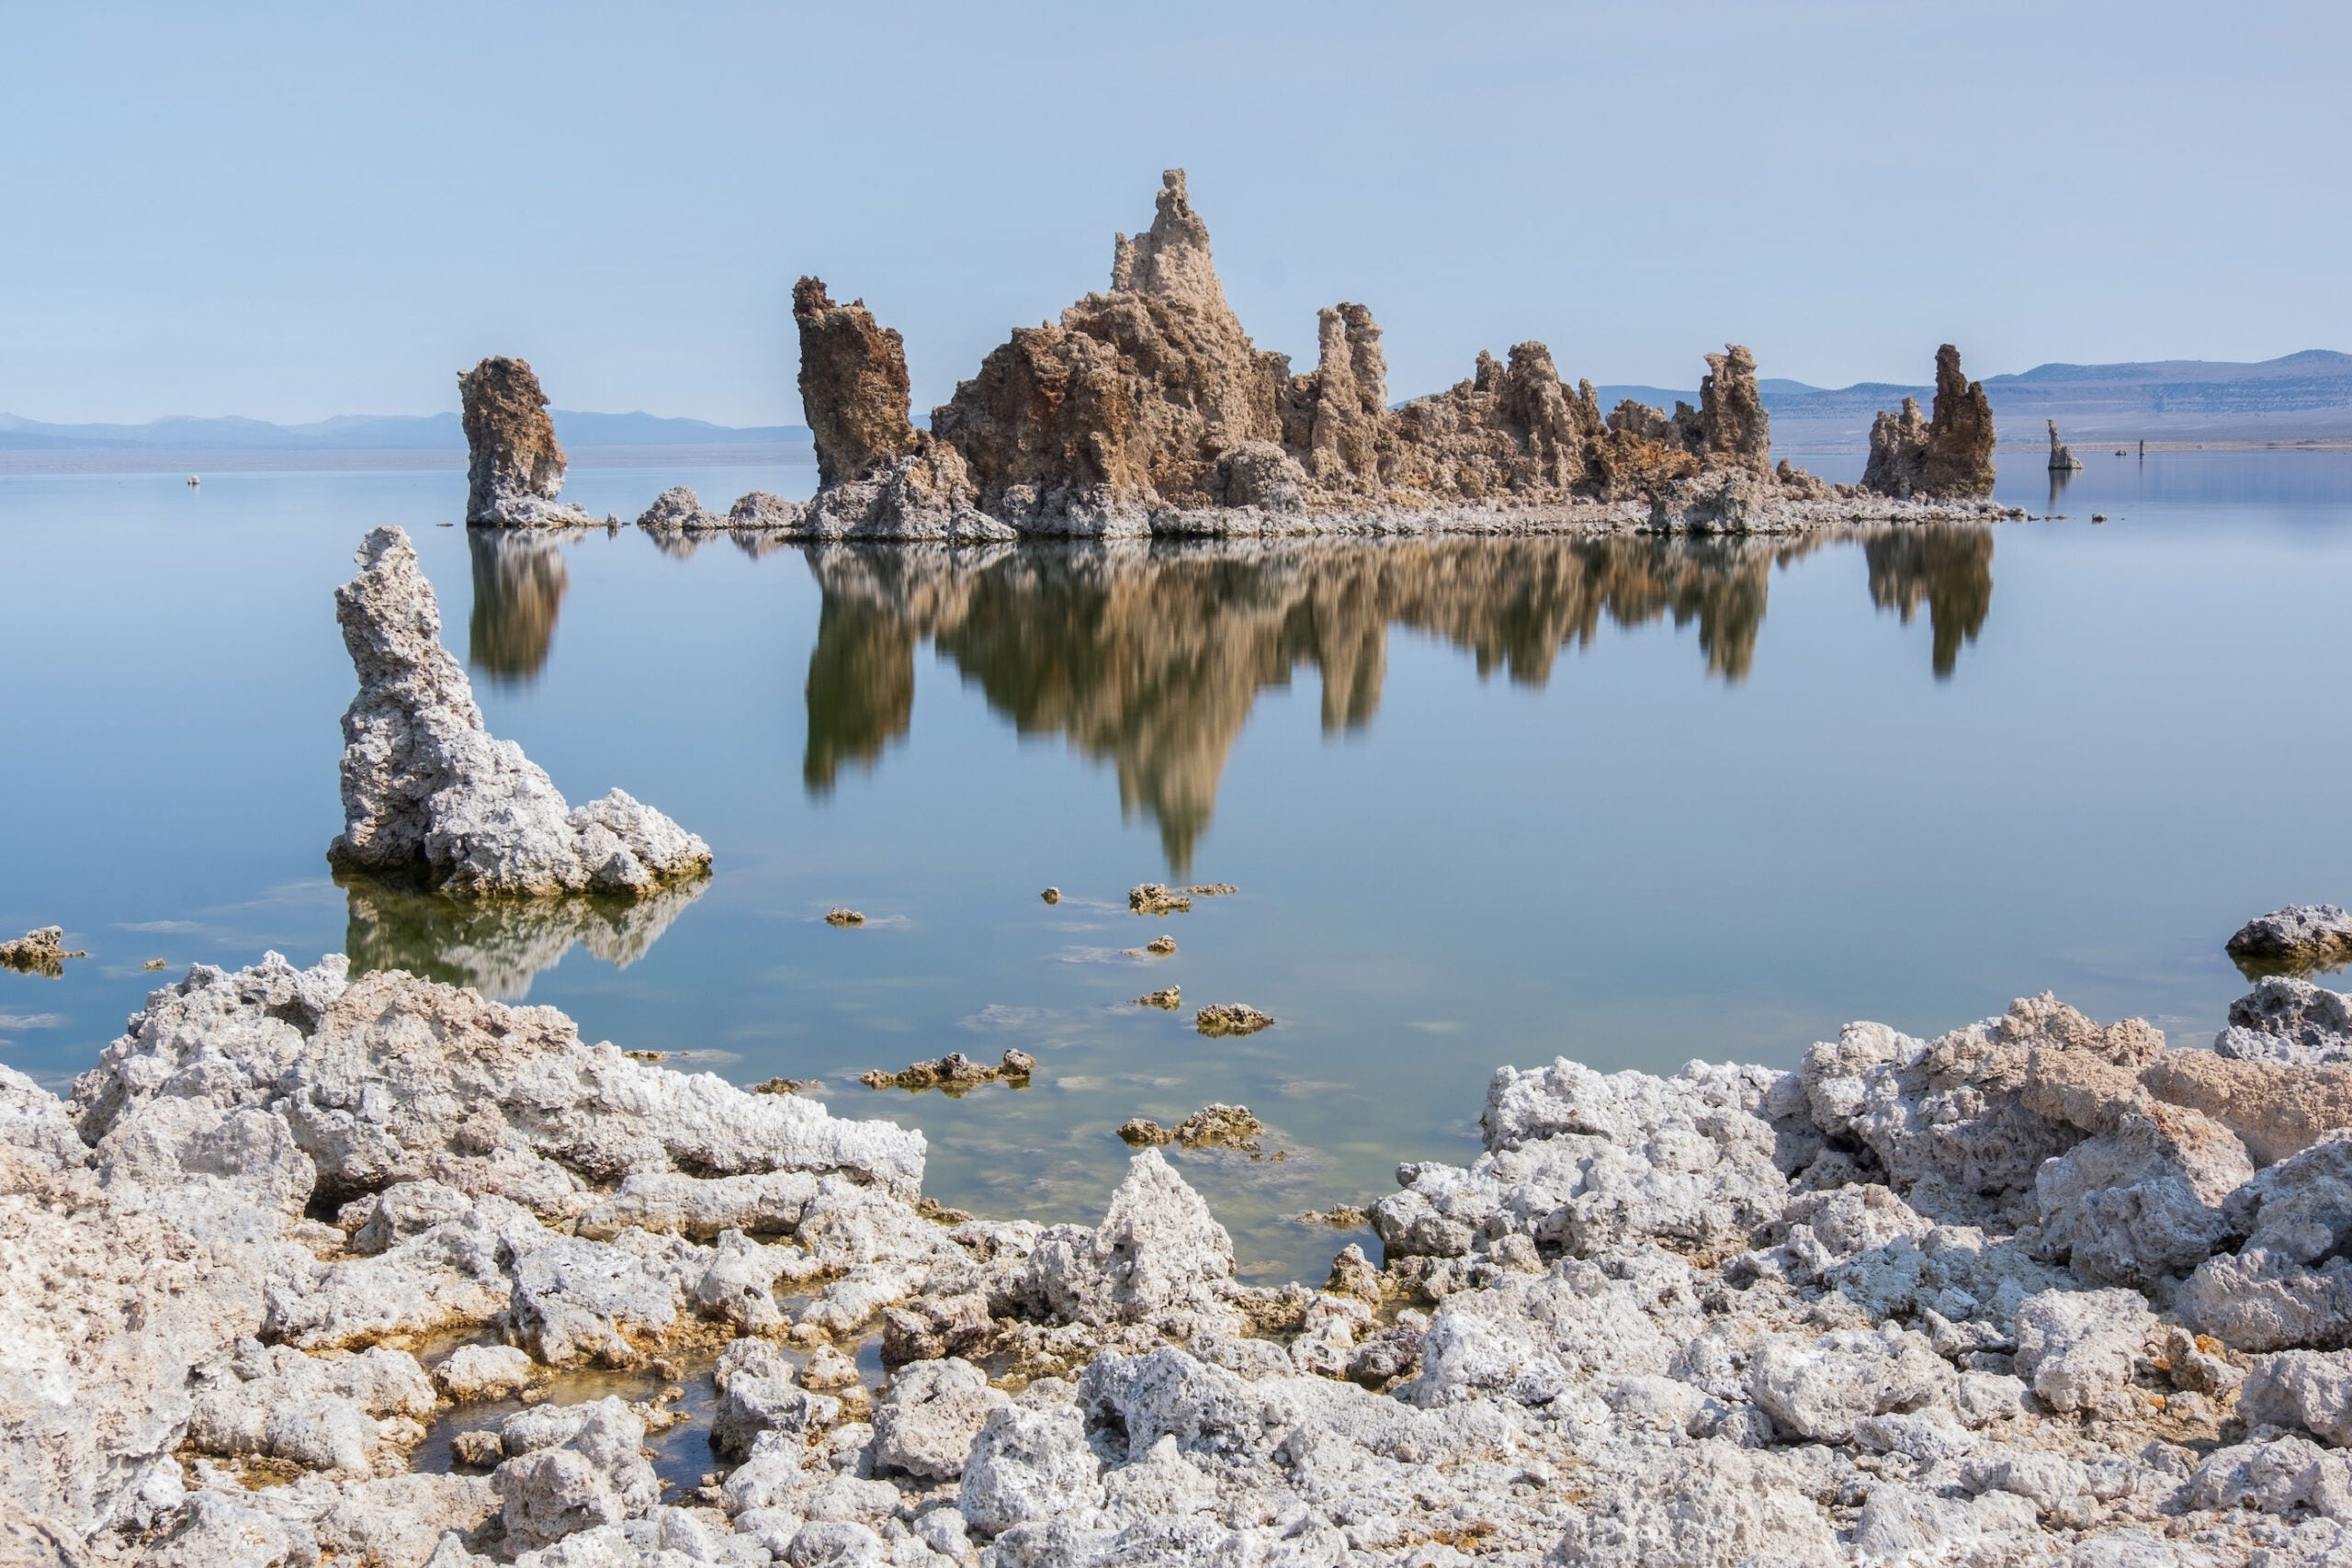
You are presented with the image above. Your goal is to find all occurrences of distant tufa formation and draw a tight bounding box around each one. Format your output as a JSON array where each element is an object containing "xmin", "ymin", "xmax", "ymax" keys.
[
  {"xmin": 625, "ymin": 171, "xmax": 2006, "ymax": 541},
  {"xmin": 1860, "ymin": 344, "xmax": 1999, "ymax": 501},
  {"xmin": 2047, "ymin": 419, "xmax": 2086, "ymax": 472},
  {"xmin": 458, "ymin": 357, "xmax": 594, "ymax": 526}
]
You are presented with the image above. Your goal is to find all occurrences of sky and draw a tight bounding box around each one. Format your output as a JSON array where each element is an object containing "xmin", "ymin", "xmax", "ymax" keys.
[{"xmin": 3, "ymin": 1, "xmax": 2346, "ymax": 425}]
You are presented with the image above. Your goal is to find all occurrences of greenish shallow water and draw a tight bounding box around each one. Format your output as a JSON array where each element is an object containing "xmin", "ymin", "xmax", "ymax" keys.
[{"xmin": 3, "ymin": 451, "xmax": 2349, "ymax": 1283}]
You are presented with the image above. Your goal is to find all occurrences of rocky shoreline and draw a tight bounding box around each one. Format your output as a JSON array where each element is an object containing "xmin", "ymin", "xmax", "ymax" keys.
[{"xmin": 8, "ymin": 942, "xmax": 2352, "ymax": 1565}]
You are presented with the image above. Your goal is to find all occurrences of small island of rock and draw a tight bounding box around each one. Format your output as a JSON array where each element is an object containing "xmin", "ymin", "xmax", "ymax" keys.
[{"xmin": 639, "ymin": 171, "xmax": 2015, "ymax": 545}]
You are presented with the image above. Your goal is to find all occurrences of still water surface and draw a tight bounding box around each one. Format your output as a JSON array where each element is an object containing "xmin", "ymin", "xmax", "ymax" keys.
[{"xmin": 4, "ymin": 451, "xmax": 2348, "ymax": 1280}]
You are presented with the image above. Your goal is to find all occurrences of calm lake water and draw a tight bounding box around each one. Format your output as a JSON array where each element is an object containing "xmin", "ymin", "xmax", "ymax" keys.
[{"xmin": 5, "ymin": 449, "xmax": 2349, "ymax": 1281}]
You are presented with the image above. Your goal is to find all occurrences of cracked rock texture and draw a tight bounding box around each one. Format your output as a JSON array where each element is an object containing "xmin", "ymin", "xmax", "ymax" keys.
[
  {"xmin": 326, "ymin": 527, "xmax": 710, "ymax": 897},
  {"xmin": 17, "ymin": 954, "xmax": 2352, "ymax": 1566},
  {"xmin": 458, "ymin": 358, "xmax": 594, "ymax": 527}
]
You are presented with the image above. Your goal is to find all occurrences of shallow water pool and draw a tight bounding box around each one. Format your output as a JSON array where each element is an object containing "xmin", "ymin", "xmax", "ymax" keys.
[{"xmin": 4, "ymin": 450, "xmax": 2348, "ymax": 1281}]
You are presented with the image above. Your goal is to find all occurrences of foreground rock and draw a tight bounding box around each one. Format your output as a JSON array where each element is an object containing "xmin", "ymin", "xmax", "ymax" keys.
[
  {"xmin": 1862, "ymin": 344, "xmax": 1999, "ymax": 499},
  {"xmin": 2230, "ymin": 904, "xmax": 2352, "ymax": 973},
  {"xmin": 19, "ymin": 953, "xmax": 2352, "ymax": 1566},
  {"xmin": 325, "ymin": 527, "xmax": 710, "ymax": 897},
  {"xmin": 0, "ymin": 924, "xmax": 84, "ymax": 975},
  {"xmin": 672, "ymin": 172, "xmax": 2017, "ymax": 543},
  {"xmin": 458, "ymin": 357, "xmax": 595, "ymax": 527}
]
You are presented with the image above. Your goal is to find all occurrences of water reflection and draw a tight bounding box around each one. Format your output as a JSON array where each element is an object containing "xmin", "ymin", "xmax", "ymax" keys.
[
  {"xmin": 2047, "ymin": 465, "xmax": 2076, "ymax": 513},
  {"xmin": 800, "ymin": 529, "xmax": 1996, "ymax": 869},
  {"xmin": 1862, "ymin": 528, "xmax": 1994, "ymax": 678},
  {"xmin": 339, "ymin": 872, "xmax": 709, "ymax": 1000},
  {"xmin": 468, "ymin": 531, "xmax": 571, "ymax": 685}
]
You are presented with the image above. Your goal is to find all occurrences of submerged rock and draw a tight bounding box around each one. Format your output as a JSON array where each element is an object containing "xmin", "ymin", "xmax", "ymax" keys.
[
  {"xmin": 1127, "ymin": 883, "xmax": 1191, "ymax": 915},
  {"xmin": 858, "ymin": 1050, "xmax": 1035, "ymax": 1092},
  {"xmin": 1863, "ymin": 345, "xmax": 1998, "ymax": 499},
  {"xmin": 458, "ymin": 357, "xmax": 594, "ymax": 527},
  {"xmin": 1193, "ymin": 1002, "xmax": 1272, "ymax": 1037},
  {"xmin": 1116, "ymin": 1104, "xmax": 1265, "ymax": 1152},
  {"xmin": 0, "ymin": 925, "xmax": 83, "ymax": 976},
  {"xmin": 324, "ymin": 527, "xmax": 710, "ymax": 898}
]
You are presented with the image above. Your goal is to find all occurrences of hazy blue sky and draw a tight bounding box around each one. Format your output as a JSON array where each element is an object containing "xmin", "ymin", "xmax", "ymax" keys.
[{"xmin": 5, "ymin": 2, "xmax": 2345, "ymax": 423}]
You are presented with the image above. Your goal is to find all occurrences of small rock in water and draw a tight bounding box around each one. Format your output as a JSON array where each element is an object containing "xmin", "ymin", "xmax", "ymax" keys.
[
  {"xmin": 1196, "ymin": 1002, "xmax": 1274, "ymax": 1037},
  {"xmin": 825, "ymin": 908, "xmax": 866, "ymax": 927},
  {"xmin": 860, "ymin": 1048, "xmax": 1035, "ymax": 1091},
  {"xmin": 1297, "ymin": 1202, "xmax": 1372, "ymax": 1228},
  {"xmin": 2092, "ymin": 513, "xmax": 2109, "ymax": 523},
  {"xmin": 750, "ymin": 1076, "xmax": 818, "ymax": 1096},
  {"xmin": 914, "ymin": 1195, "xmax": 976, "ymax": 1225},
  {"xmin": 0, "ymin": 926, "xmax": 84, "ymax": 976},
  {"xmin": 1129, "ymin": 883, "xmax": 1192, "ymax": 915},
  {"xmin": 1117, "ymin": 1103, "xmax": 1265, "ymax": 1152},
  {"xmin": 1121, "ymin": 933, "xmax": 1179, "ymax": 958},
  {"xmin": 634, "ymin": 485, "xmax": 729, "ymax": 532},
  {"xmin": 1184, "ymin": 883, "xmax": 1238, "ymax": 897},
  {"xmin": 448, "ymin": 1428, "xmax": 503, "ymax": 1468},
  {"xmin": 1040, "ymin": 886, "xmax": 1061, "ymax": 904},
  {"xmin": 622, "ymin": 1049, "xmax": 667, "ymax": 1062},
  {"xmin": 141, "ymin": 958, "xmax": 168, "ymax": 970},
  {"xmin": 1135, "ymin": 987, "xmax": 1182, "ymax": 1010},
  {"xmin": 2227, "ymin": 904, "xmax": 2352, "ymax": 973}
]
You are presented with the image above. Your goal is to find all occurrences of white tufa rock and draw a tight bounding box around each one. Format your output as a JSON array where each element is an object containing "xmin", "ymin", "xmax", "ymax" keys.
[{"xmin": 326, "ymin": 526, "xmax": 711, "ymax": 897}]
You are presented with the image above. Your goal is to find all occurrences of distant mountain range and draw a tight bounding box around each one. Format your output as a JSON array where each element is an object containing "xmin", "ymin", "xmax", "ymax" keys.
[
  {"xmin": 7, "ymin": 350, "xmax": 2350, "ymax": 461},
  {"xmin": 0, "ymin": 410, "xmax": 810, "ymax": 451},
  {"xmin": 1600, "ymin": 349, "xmax": 2352, "ymax": 446}
]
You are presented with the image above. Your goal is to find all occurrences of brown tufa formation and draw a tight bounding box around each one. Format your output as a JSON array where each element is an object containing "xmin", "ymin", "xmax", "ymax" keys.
[
  {"xmin": 0, "ymin": 925, "xmax": 84, "ymax": 976},
  {"xmin": 1863, "ymin": 344, "xmax": 1996, "ymax": 499},
  {"xmin": 1129, "ymin": 883, "xmax": 1192, "ymax": 915},
  {"xmin": 859, "ymin": 1048, "xmax": 1035, "ymax": 1092},
  {"xmin": 792, "ymin": 277, "xmax": 922, "ymax": 487},
  {"xmin": 1117, "ymin": 1102, "xmax": 1266, "ymax": 1151},
  {"xmin": 917, "ymin": 169, "xmax": 1795, "ymax": 528},
  {"xmin": 458, "ymin": 357, "xmax": 590, "ymax": 526},
  {"xmin": 1195, "ymin": 1001, "xmax": 1274, "ymax": 1037}
]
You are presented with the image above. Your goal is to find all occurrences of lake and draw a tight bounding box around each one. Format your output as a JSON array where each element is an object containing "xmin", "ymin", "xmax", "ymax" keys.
[{"xmin": 4, "ymin": 448, "xmax": 2348, "ymax": 1282}]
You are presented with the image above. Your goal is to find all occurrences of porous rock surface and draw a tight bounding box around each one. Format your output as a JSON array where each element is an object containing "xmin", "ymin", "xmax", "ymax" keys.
[
  {"xmin": 326, "ymin": 526, "xmax": 711, "ymax": 897},
  {"xmin": 17, "ymin": 955, "xmax": 2352, "ymax": 1566},
  {"xmin": 458, "ymin": 358, "xmax": 594, "ymax": 527},
  {"xmin": 2230, "ymin": 906, "xmax": 2352, "ymax": 973},
  {"xmin": 669, "ymin": 172, "xmax": 2016, "ymax": 544}
]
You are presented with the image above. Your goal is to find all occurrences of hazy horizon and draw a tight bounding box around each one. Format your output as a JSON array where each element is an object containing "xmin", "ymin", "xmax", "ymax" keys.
[{"xmin": 6, "ymin": 2, "xmax": 2346, "ymax": 425}]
